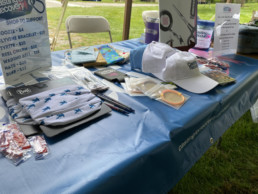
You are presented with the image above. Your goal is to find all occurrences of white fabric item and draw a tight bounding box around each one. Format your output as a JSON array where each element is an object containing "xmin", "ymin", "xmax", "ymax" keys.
[
  {"xmin": 7, "ymin": 98, "xmax": 37, "ymax": 125},
  {"xmin": 142, "ymin": 41, "xmax": 177, "ymax": 73},
  {"xmin": 19, "ymin": 85, "xmax": 101, "ymax": 126},
  {"xmin": 162, "ymin": 52, "xmax": 219, "ymax": 94}
]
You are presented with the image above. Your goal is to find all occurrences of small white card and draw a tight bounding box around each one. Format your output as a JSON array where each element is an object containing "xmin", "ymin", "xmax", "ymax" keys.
[{"xmin": 213, "ymin": 3, "xmax": 241, "ymax": 56}]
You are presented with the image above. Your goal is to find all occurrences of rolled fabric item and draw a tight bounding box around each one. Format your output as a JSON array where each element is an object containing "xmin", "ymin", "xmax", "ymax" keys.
[
  {"xmin": 129, "ymin": 44, "xmax": 147, "ymax": 70},
  {"xmin": 142, "ymin": 41, "xmax": 176, "ymax": 73},
  {"xmin": 19, "ymin": 85, "xmax": 102, "ymax": 126},
  {"xmin": 70, "ymin": 47, "xmax": 97, "ymax": 64},
  {"xmin": 162, "ymin": 52, "xmax": 218, "ymax": 94},
  {"xmin": 6, "ymin": 98, "xmax": 37, "ymax": 125}
]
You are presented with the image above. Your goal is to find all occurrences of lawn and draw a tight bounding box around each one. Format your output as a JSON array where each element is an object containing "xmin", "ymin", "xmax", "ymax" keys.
[
  {"xmin": 46, "ymin": 2, "xmax": 258, "ymax": 193},
  {"xmin": 47, "ymin": 2, "xmax": 258, "ymax": 50}
]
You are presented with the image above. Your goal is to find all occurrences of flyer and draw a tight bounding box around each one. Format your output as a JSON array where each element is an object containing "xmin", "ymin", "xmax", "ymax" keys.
[
  {"xmin": 0, "ymin": 0, "xmax": 52, "ymax": 85},
  {"xmin": 213, "ymin": 3, "xmax": 241, "ymax": 56}
]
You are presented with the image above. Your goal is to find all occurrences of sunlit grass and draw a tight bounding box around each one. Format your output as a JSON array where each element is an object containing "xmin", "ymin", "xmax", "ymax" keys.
[
  {"xmin": 47, "ymin": 3, "xmax": 258, "ymax": 50},
  {"xmin": 169, "ymin": 111, "xmax": 258, "ymax": 194}
]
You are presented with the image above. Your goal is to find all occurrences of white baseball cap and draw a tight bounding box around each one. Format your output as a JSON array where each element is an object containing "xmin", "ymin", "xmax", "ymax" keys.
[
  {"xmin": 142, "ymin": 41, "xmax": 177, "ymax": 73},
  {"xmin": 162, "ymin": 52, "xmax": 218, "ymax": 94}
]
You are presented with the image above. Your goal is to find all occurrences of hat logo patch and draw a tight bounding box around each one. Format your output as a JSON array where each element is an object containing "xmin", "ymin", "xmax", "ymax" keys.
[{"xmin": 187, "ymin": 61, "xmax": 198, "ymax": 70}]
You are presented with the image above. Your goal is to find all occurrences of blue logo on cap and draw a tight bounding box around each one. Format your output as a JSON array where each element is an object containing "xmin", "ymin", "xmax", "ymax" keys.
[{"xmin": 187, "ymin": 61, "xmax": 198, "ymax": 70}]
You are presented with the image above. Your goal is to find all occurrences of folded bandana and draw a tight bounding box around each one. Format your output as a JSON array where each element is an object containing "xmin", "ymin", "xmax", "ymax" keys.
[
  {"xmin": 71, "ymin": 47, "xmax": 98, "ymax": 64},
  {"xmin": 19, "ymin": 85, "xmax": 102, "ymax": 126}
]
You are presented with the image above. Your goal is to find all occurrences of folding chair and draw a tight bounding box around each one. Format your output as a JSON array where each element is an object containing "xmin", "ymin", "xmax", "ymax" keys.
[{"xmin": 65, "ymin": 15, "xmax": 112, "ymax": 48}]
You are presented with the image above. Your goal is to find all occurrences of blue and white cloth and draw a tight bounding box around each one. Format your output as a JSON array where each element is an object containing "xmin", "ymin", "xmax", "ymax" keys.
[
  {"xmin": 7, "ymin": 98, "xmax": 36, "ymax": 125},
  {"xmin": 15, "ymin": 85, "xmax": 101, "ymax": 126}
]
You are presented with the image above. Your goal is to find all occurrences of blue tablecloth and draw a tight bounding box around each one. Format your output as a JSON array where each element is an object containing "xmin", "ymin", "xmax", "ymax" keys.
[{"xmin": 0, "ymin": 39, "xmax": 257, "ymax": 194}]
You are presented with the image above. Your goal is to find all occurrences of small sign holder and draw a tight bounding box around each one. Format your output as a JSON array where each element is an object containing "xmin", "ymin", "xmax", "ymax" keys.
[
  {"xmin": 213, "ymin": 3, "xmax": 241, "ymax": 56},
  {"xmin": 0, "ymin": 0, "xmax": 52, "ymax": 85}
]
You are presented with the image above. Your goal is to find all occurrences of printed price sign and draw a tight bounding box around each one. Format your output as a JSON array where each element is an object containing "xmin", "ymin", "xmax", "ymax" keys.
[
  {"xmin": 0, "ymin": 0, "xmax": 51, "ymax": 85},
  {"xmin": 213, "ymin": 3, "xmax": 241, "ymax": 56}
]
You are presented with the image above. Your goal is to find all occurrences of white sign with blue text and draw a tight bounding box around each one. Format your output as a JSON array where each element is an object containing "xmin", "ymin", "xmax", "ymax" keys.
[
  {"xmin": 0, "ymin": 0, "xmax": 51, "ymax": 85},
  {"xmin": 213, "ymin": 3, "xmax": 241, "ymax": 56}
]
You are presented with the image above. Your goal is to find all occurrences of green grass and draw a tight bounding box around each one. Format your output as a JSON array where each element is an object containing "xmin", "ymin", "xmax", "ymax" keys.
[
  {"xmin": 169, "ymin": 111, "xmax": 258, "ymax": 194},
  {"xmin": 47, "ymin": 2, "xmax": 258, "ymax": 50},
  {"xmin": 46, "ymin": 2, "xmax": 258, "ymax": 193},
  {"xmin": 47, "ymin": 5, "xmax": 154, "ymax": 50}
]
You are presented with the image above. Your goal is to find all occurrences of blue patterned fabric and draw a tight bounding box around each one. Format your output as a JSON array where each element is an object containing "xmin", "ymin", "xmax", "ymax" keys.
[
  {"xmin": 6, "ymin": 98, "xmax": 36, "ymax": 125},
  {"xmin": 19, "ymin": 85, "xmax": 101, "ymax": 126},
  {"xmin": 129, "ymin": 44, "xmax": 147, "ymax": 70},
  {"xmin": 98, "ymin": 45, "xmax": 124, "ymax": 64}
]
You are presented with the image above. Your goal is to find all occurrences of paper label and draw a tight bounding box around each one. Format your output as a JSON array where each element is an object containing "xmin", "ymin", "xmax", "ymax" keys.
[
  {"xmin": 195, "ymin": 28, "xmax": 213, "ymax": 49},
  {"xmin": 213, "ymin": 3, "xmax": 241, "ymax": 56},
  {"xmin": 0, "ymin": 0, "xmax": 51, "ymax": 85}
]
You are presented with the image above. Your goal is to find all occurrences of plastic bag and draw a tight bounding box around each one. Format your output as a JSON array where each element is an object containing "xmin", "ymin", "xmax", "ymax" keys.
[
  {"xmin": 143, "ymin": 84, "xmax": 190, "ymax": 110},
  {"xmin": 0, "ymin": 123, "xmax": 31, "ymax": 166},
  {"xmin": 28, "ymin": 135, "xmax": 49, "ymax": 160},
  {"xmin": 131, "ymin": 77, "xmax": 189, "ymax": 109}
]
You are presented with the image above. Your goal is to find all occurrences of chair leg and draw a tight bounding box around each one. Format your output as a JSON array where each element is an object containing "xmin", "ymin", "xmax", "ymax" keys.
[
  {"xmin": 109, "ymin": 32, "xmax": 113, "ymax": 43},
  {"xmin": 67, "ymin": 32, "xmax": 72, "ymax": 48}
]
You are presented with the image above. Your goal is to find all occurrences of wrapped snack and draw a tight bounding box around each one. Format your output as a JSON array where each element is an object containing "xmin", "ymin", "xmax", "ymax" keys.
[
  {"xmin": 6, "ymin": 123, "xmax": 31, "ymax": 150},
  {"xmin": 28, "ymin": 135, "xmax": 49, "ymax": 160},
  {"xmin": 0, "ymin": 130, "xmax": 11, "ymax": 150},
  {"xmin": 1, "ymin": 141, "xmax": 31, "ymax": 166},
  {"xmin": 0, "ymin": 123, "xmax": 32, "ymax": 165}
]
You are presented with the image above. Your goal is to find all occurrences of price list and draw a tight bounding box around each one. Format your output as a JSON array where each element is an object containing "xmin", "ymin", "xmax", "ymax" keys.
[
  {"xmin": 213, "ymin": 3, "xmax": 241, "ymax": 56},
  {"xmin": 0, "ymin": 0, "xmax": 51, "ymax": 85}
]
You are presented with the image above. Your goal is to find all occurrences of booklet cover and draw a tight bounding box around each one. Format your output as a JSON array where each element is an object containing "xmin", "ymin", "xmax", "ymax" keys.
[
  {"xmin": 5, "ymin": 77, "xmax": 76, "ymax": 101},
  {"xmin": 94, "ymin": 67, "xmax": 127, "ymax": 82},
  {"xmin": 159, "ymin": 0, "xmax": 197, "ymax": 50},
  {"xmin": 202, "ymin": 70, "xmax": 236, "ymax": 85}
]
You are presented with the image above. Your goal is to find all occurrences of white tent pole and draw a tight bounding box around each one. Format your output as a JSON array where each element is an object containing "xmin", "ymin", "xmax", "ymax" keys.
[{"xmin": 50, "ymin": 0, "xmax": 69, "ymax": 51}]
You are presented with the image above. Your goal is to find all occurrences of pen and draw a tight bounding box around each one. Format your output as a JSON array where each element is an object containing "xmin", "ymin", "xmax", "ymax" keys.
[
  {"xmin": 96, "ymin": 93, "xmax": 135, "ymax": 113},
  {"xmin": 104, "ymin": 102, "xmax": 129, "ymax": 116}
]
